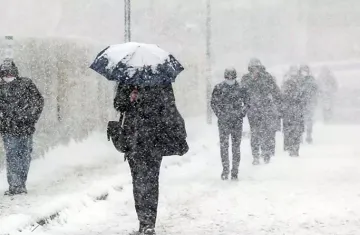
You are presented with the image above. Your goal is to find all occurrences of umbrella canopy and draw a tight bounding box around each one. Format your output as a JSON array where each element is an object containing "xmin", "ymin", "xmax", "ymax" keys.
[{"xmin": 90, "ymin": 42, "xmax": 184, "ymax": 85}]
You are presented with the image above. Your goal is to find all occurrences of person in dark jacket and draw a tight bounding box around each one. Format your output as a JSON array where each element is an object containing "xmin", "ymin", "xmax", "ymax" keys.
[
  {"xmin": 0, "ymin": 60, "xmax": 44, "ymax": 196},
  {"xmin": 260, "ymin": 65, "xmax": 281, "ymax": 157},
  {"xmin": 281, "ymin": 66, "xmax": 306, "ymax": 157},
  {"xmin": 299, "ymin": 65, "xmax": 318, "ymax": 144},
  {"xmin": 211, "ymin": 68, "xmax": 250, "ymax": 180},
  {"xmin": 114, "ymin": 83, "xmax": 188, "ymax": 235},
  {"xmin": 241, "ymin": 59, "xmax": 281, "ymax": 165}
]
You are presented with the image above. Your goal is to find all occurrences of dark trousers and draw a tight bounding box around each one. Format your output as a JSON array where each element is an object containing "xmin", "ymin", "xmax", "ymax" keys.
[
  {"xmin": 248, "ymin": 117, "xmax": 274, "ymax": 159},
  {"xmin": 218, "ymin": 122, "xmax": 242, "ymax": 174},
  {"xmin": 283, "ymin": 116, "xmax": 303, "ymax": 156},
  {"xmin": 3, "ymin": 134, "xmax": 33, "ymax": 188},
  {"xmin": 127, "ymin": 152, "xmax": 162, "ymax": 229},
  {"xmin": 283, "ymin": 126, "xmax": 302, "ymax": 156},
  {"xmin": 269, "ymin": 131, "xmax": 276, "ymax": 156}
]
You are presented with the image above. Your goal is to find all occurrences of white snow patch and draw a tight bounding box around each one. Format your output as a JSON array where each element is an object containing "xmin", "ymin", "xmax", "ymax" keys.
[{"xmin": 99, "ymin": 42, "xmax": 171, "ymax": 70}]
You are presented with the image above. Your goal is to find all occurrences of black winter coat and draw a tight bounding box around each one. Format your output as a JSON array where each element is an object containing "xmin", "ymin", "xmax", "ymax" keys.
[
  {"xmin": 211, "ymin": 81, "xmax": 250, "ymax": 127},
  {"xmin": 241, "ymin": 71, "xmax": 282, "ymax": 131},
  {"xmin": 281, "ymin": 76, "xmax": 306, "ymax": 132},
  {"xmin": 114, "ymin": 84, "xmax": 188, "ymax": 157},
  {"xmin": 0, "ymin": 77, "xmax": 44, "ymax": 136}
]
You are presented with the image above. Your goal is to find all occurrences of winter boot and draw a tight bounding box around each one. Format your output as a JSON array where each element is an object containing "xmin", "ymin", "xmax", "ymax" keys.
[
  {"xmin": 129, "ymin": 223, "xmax": 145, "ymax": 235},
  {"xmin": 289, "ymin": 150, "xmax": 299, "ymax": 157},
  {"xmin": 231, "ymin": 174, "xmax": 238, "ymax": 181},
  {"xmin": 264, "ymin": 155, "xmax": 271, "ymax": 164},
  {"xmin": 4, "ymin": 186, "xmax": 27, "ymax": 196},
  {"xmin": 17, "ymin": 185, "xmax": 28, "ymax": 195},
  {"xmin": 231, "ymin": 169, "xmax": 238, "ymax": 181},
  {"xmin": 270, "ymin": 147, "xmax": 275, "ymax": 157},
  {"xmin": 143, "ymin": 226, "xmax": 156, "ymax": 235},
  {"xmin": 252, "ymin": 158, "xmax": 260, "ymax": 166},
  {"xmin": 221, "ymin": 170, "xmax": 229, "ymax": 180},
  {"xmin": 4, "ymin": 189, "xmax": 15, "ymax": 196}
]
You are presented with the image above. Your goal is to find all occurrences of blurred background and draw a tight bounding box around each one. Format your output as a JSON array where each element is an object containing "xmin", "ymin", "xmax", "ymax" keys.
[{"xmin": 0, "ymin": 0, "xmax": 360, "ymax": 161}]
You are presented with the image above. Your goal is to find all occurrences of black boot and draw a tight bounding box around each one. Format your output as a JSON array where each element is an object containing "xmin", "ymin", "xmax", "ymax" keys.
[
  {"xmin": 4, "ymin": 186, "xmax": 27, "ymax": 196},
  {"xmin": 129, "ymin": 223, "xmax": 147, "ymax": 235},
  {"xmin": 264, "ymin": 155, "xmax": 271, "ymax": 164},
  {"xmin": 143, "ymin": 225, "xmax": 156, "ymax": 235},
  {"xmin": 290, "ymin": 150, "xmax": 299, "ymax": 157},
  {"xmin": 252, "ymin": 158, "xmax": 260, "ymax": 166},
  {"xmin": 4, "ymin": 187, "xmax": 16, "ymax": 196},
  {"xmin": 221, "ymin": 169, "xmax": 229, "ymax": 180},
  {"xmin": 17, "ymin": 185, "xmax": 28, "ymax": 194},
  {"xmin": 231, "ymin": 169, "xmax": 238, "ymax": 181}
]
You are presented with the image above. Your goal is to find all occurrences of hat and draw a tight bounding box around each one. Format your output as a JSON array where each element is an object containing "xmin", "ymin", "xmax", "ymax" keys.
[
  {"xmin": 0, "ymin": 59, "xmax": 19, "ymax": 78},
  {"xmin": 224, "ymin": 67, "xmax": 237, "ymax": 80},
  {"xmin": 248, "ymin": 58, "xmax": 263, "ymax": 72}
]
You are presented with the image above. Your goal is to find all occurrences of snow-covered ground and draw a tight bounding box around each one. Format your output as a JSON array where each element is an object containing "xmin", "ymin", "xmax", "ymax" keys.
[{"xmin": 1, "ymin": 118, "xmax": 360, "ymax": 235}]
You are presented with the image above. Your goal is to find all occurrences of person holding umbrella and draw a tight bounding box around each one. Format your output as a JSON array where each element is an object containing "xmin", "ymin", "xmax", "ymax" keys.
[{"xmin": 91, "ymin": 42, "xmax": 188, "ymax": 235}]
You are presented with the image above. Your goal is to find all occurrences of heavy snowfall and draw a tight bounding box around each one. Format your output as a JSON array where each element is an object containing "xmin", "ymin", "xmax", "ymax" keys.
[{"xmin": 1, "ymin": 0, "xmax": 360, "ymax": 234}]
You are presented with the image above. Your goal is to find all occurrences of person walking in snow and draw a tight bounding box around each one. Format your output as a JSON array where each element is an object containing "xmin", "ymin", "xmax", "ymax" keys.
[
  {"xmin": 318, "ymin": 66, "xmax": 338, "ymax": 123},
  {"xmin": 260, "ymin": 65, "xmax": 281, "ymax": 157},
  {"xmin": 281, "ymin": 66, "xmax": 306, "ymax": 157},
  {"xmin": 211, "ymin": 68, "xmax": 250, "ymax": 180},
  {"xmin": 0, "ymin": 59, "xmax": 44, "ymax": 196},
  {"xmin": 299, "ymin": 65, "xmax": 318, "ymax": 144},
  {"xmin": 241, "ymin": 59, "xmax": 281, "ymax": 165},
  {"xmin": 114, "ymin": 83, "xmax": 188, "ymax": 235}
]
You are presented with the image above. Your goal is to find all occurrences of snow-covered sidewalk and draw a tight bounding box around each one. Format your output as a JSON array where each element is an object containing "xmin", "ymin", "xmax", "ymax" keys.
[
  {"xmin": 0, "ymin": 133, "xmax": 125, "ymax": 233},
  {"xmin": 2, "ymin": 119, "xmax": 360, "ymax": 235}
]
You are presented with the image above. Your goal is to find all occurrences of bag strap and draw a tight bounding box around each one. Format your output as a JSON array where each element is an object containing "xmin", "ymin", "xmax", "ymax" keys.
[{"xmin": 121, "ymin": 112, "xmax": 126, "ymax": 128}]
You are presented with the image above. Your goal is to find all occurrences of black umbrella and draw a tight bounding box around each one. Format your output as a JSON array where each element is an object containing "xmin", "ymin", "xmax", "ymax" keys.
[{"xmin": 90, "ymin": 42, "xmax": 184, "ymax": 85}]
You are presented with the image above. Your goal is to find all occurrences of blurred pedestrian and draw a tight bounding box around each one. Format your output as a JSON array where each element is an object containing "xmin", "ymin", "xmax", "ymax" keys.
[
  {"xmin": 211, "ymin": 68, "xmax": 250, "ymax": 180},
  {"xmin": 0, "ymin": 59, "xmax": 44, "ymax": 196},
  {"xmin": 241, "ymin": 59, "xmax": 281, "ymax": 165}
]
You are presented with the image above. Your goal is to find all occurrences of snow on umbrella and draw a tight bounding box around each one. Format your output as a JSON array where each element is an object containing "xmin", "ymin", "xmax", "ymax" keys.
[{"xmin": 90, "ymin": 42, "xmax": 184, "ymax": 85}]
